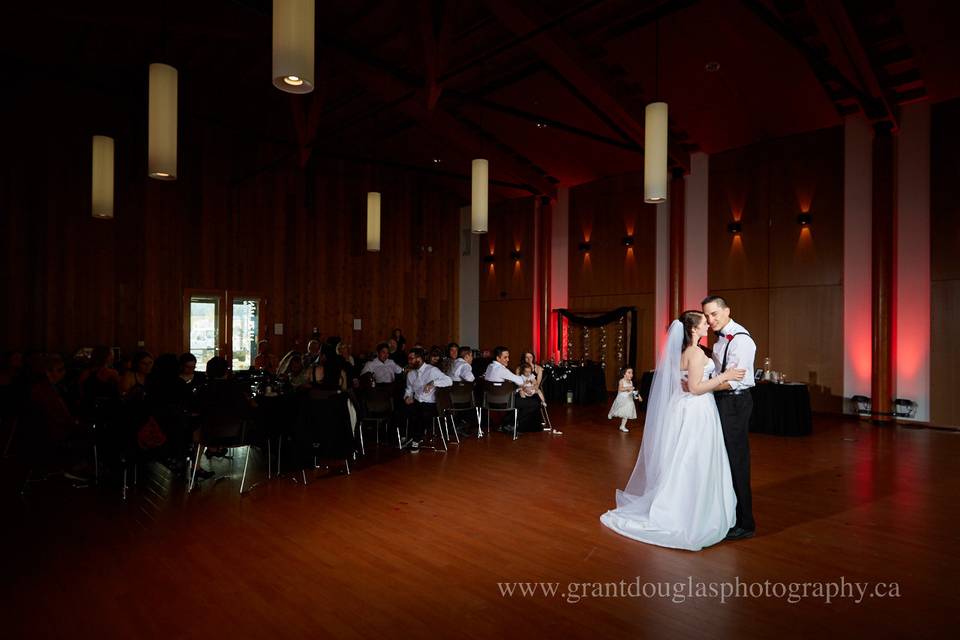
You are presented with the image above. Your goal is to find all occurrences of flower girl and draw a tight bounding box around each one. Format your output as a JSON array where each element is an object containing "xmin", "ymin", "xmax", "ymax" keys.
[{"xmin": 608, "ymin": 367, "xmax": 639, "ymax": 432}]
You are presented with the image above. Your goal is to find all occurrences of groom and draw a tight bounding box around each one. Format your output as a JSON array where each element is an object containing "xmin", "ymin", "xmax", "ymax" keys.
[{"xmin": 702, "ymin": 296, "xmax": 756, "ymax": 541}]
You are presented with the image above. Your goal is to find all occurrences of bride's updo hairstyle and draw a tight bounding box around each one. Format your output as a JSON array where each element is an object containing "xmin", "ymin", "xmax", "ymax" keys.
[{"xmin": 679, "ymin": 310, "xmax": 705, "ymax": 350}]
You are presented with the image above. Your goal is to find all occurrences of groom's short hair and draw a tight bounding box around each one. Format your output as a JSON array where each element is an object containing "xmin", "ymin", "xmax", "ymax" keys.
[{"xmin": 701, "ymin": 295, "xmax": 729, "ymax": 309}]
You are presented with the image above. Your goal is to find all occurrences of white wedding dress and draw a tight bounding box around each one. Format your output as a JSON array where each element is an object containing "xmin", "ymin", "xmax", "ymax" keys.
[{"xmin": 600, "ymin": 322, "xmax": 736, "ymax": 551}]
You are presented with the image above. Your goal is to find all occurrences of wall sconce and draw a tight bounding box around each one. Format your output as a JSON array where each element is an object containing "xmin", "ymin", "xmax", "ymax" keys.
[
  {"xmin": 482, "ymin": 255, "xmax": 496, "ymax": 264},
  {"xmin": 509, "ymin": 250, "xmax": 522, "ymax": 260},
  {"xmin": 797, "ymin": 213, "xmax": 812, "ymax": 226},
  {"xmin": 578, "ymin": 241, "xmax": 592, "ymax": 252},
  {"xmin": 622, "ymin": 235, "xmax": 634, "ymax": 247},
  {"xmin": 727, "ymin": 222, "xmax": 742, "ymax": 235}
]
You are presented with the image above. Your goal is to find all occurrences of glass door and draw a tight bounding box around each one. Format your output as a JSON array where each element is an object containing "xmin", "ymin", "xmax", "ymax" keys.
[
  {"xmin": 184, "ymin": 291, "xmax": 265, "ymax": 372},
  {"xmin": 187, "ymin": 294, "xmax": 221, "ymax": 372},
  {"xmin": 231, "ymin": 297, "xmax": 261, "ymax": 372}
]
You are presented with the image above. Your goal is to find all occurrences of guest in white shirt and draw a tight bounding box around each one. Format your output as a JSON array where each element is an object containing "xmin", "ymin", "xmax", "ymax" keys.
[
  {"xmin": 361, "ymin": 343, "xmax": 404, "ymax": 384},
  {"xmin": 483, "ymin": 346, "xmax": 541, "ymax": 433},
  {"xmin": 402, "ymin": 347, "xmax": 452, "ymax": 451},
  {"xmin": 448, "ymin": 347, "xmax": 475, "ymax": 382}
]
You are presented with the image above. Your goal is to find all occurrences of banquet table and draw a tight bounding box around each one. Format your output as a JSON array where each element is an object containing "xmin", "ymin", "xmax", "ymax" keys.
[
  {"xmin": 635, "ymin": 371, "xmax": 812, "ymax": 437},
  {"xmin": 540, "ymin": 363, "xmax": 608, "ymax": 405},
  {"xmin": 748, "ymin": 382, "xmax": 812, "ymax": 436}
]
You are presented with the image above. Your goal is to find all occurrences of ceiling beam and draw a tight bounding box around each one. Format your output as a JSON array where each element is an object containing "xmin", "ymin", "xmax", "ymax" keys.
[
  {"xmin": 482, "ymin": 0, "xmax": 690, "ymax": 172},
  {"xmin": 321, "ymin": 43, "xmax": 556, "ymax": 196},
  {"xmin": 741, "ymin": 0, "xmax": 893, "ymax": 125},
  {"xmin": 804, "ymin": 0, "xmax": 900, "ymax": 129}
]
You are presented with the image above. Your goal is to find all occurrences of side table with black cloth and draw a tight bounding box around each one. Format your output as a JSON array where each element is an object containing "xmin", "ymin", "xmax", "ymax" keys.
[
  {"xmin": 748, "ymin": 383, "xmax": 813, "ymax": 436},
  {"xmin": 541, "ymin": 363, "xmax": 608, "ymax": 405}
]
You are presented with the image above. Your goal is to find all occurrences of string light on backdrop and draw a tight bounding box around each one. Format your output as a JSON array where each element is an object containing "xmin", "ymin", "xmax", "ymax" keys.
[{"xmin": 600, "ymin": 326, "xmax": 608, "ymax": 369}]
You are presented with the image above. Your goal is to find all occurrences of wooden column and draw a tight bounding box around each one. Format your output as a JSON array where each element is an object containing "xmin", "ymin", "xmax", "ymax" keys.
[
  {"xmin": 669, "ymin": 168, "xmax": 685, "ymax": 318},
  {"xmin": 871, "ymin": 123, "xmax": 894, "ymax": 423}
]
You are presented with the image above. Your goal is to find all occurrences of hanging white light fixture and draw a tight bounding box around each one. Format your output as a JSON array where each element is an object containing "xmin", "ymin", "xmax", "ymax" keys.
[
  {"xmin": 644, "ymin": 16, "xmax": 668, "ymax": 204},
  {"xmin": 471, "ymin": 159, "xmax": 489, "ymax": 234},
  {"xmin": 273, "ymin": 0, "xmax": 315, "ymax": 94},
  {"xmin": 644, "ymin": 101, "xmax": 668, "ymax": 203},
  {"xmin": 91, "ymin": 135, "xmax": 114, "ymax": 219},
  {"xmin": 148, "ymin": 63, "xmax": 177, "ymax": 180},
  {"xmin": 366, "ymin": 192, "xmax": 381, "ymax": 252}
]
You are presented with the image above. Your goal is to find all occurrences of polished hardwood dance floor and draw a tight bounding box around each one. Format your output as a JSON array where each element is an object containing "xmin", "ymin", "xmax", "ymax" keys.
[{"xmin": 2, "ymin": 405, "xmax": 958, "ymax": 639}]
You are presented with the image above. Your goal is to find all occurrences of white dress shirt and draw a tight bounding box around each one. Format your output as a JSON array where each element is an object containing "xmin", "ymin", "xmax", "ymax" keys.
[
  {"xmin": 711, "ymin": 319, "xmax": 756, "ymax": 390},
  {"xmin": 449, "ymin": 358, "xmax": 475, "ymax": 382},
  {"xmin": 361, "ymin": 357, "xmax": 404, "ymax": 383},
  {"xmin": 483, "ymin": 360, "xmax": 525, "ymax": 387},
  {"xmin": 404, "ymin": 363, "xmax": 452, "ymax": 403}
]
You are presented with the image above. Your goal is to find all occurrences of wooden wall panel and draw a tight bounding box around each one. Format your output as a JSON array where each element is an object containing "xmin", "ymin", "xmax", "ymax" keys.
[
  {"xmin": 0, "ymin": 93, "xmax": 463, "ymax": 360},
  {"xmin": 769, "ymin": 286, "xmax": 843, "ymax": 412},
  {"xmin": 708, "ymin": 127, "xmax": 844, "ymax": 412},
  {"xmin": 568, "ymin": 172, "xmax": 657, "ymax": 298},
  {"xmin": 478, "ymin": 197, "xmax": 535, "ymax": 352},
  {"xmin": 930, "ymin": 98, "xmax": 960, "ymax": 426},
  {"xmin": 931, "ymin": 280, "xmax": 960, "ymax": 425}
]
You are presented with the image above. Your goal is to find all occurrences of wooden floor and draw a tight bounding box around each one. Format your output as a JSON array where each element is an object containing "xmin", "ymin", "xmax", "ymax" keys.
[{"xmin": 2, "ymin": 405, "xmax": 958, "ymax": 639}]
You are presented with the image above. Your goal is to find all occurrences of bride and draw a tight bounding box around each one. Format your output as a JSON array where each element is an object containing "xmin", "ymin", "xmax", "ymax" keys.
[{"xmin": 600, "ymin": 311, "xmax": 746, "ymax": 551}]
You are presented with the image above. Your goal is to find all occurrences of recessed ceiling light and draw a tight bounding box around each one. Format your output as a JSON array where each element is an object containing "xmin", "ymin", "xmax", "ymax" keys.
[
  {"xmin": 705, "ymin": 62, "xmax": 720, "ymax": 72},
  {"xmin": 535, "ymin": 122, "xmax": 547, "ymax": 129},
  {"xmin": 283, "ymin": 75, "xmax": 304, "ymax": 86},
  {"xmin": 432, "ymin": 158, "xmax": 441, "ymax": 164}
]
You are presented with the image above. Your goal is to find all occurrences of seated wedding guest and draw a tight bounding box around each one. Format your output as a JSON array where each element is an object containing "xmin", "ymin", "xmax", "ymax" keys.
[
  {"xmin": 304, "ymin": 339, "xmax": 322, "ymax": 367},
  {"xmin": 0, "ymin": 350, "xmax": 23, "ymax": 386},
  {"xmin": 387, "ymin": 338, "xmax": 407, "ymax": 368},
  {"xmin": 79, "ymin": 346, "xmax": 121, "ymax": 403},
  {"xmin": 449, "ymin": 346, "xmax": 475, "ymax": 382},
  {"xmin": 146, "ymin": 354, "xmax": 193, "ymax": 462},
  {"xmin": 401, "ymin": 347, "xmax": 452, "ymax": 452},
  {"xmin": 391, "ymin": 328, "xmax": 407, "ymax": 351},
  {"xmin": 120, "ymin": 351, "xmax": 154, "ymax": 399},
  {"xmin": 193, "ymin": 356, "xmax": 254, "ymax": 467},
  {"xmin": 253, "ymin": 340, "xmax": 277, "ymax": 373},
  {"xmin": 428, "ymin": 346, "xmax": 444, "ymax": 369},
  {"xmin": 361, "ymin": 343, "xmax": 404, "ymax": 384},
  {"xmin": 483, "ymin": 346, "xmax": 541, "ymax": 433},
  {"xmin": 178, "ymin": 353, "xmax": 205, "ymax": 390},
  {"xmin": 27, "ymin": 354, "xmax": 90, "ymax": 479},
  {"xmin": 518, "ymin": 361, "xmax": 556, "ymax": 433},
  {"xmin": 442, "ymin": 342, "xmax": 459, "ymax": 374},
  {"xmin": 308, "ymin": 344, "xmax": 348, "ymax": 391},
  {"xmin": 284, "ymin": 353, "xmax": 310, "ymax": 388}
]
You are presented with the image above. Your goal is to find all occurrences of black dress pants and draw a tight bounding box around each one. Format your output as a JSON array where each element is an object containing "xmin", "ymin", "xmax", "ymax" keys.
[{"xmin": 715, "ymin": 392, "xmax": 756, "ymax": 531}]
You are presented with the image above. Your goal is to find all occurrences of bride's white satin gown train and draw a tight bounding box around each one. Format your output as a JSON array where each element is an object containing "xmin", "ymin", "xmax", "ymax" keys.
[{"xmin": 600, "ymin": 360, "xmax": 736, "ymax": 551}]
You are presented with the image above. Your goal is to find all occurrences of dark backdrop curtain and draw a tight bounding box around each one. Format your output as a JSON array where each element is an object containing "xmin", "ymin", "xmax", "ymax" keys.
[{"xmin": 555, "ymin": 307, "xmax": 637, "ymax": 368}]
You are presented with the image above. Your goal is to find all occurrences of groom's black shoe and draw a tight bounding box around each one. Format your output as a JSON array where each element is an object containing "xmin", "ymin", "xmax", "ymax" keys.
[{"xmin": 724, "ymin": 527, "xmax": 755, "ymax": 541}]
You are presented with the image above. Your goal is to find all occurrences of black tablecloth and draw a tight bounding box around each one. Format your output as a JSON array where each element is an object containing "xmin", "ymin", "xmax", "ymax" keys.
[
  {"xmin": 541, "ymin": 363, "xmax": 608, "ymax": 405},
  {"xmin": 749, "ymin": 383, "xmax": 812, "ymax": 436}
]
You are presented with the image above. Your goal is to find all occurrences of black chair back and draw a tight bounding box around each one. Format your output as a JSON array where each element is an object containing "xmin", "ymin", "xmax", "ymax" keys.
[
  {"xmin": 449, "ymin": 381, "xmax": 476, "ymax": 410},
  {"xmin": 358, "ymin": 386, "xmax": 393, "ymax": 418},
  {"xmin": 482, "ymin": 381, "xmax": 516, "ymax": 410},
  {"xmin": 435, "ymin": 387, "xmax": 453, "ymax": 414},
  {"xmin": 296, "ymin": 392, "xmax": 354, "ymax": 461}
]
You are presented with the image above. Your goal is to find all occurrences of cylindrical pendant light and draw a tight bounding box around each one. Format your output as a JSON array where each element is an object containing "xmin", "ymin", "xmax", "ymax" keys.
[
  {"xmin": 91, "ymin": 135, "xmax": 114, "ymax": 219},
  {"xmin": 366, "ymin": 192, "xmax": 381, "ymax": 252},
  {"xmin": 273, "ymin": 0, "xmax": 315, "ymax": 93},
  {"xmin": 148, "ymin": 63, "xmax": 177, "ymax": 180},
  {"xmin": 644, "ymin": 101, "xmax": 668, "ymax": 203},
  {"xmin": 471, "ymin": 158, "xmax": 489, "ymax": 234}
]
